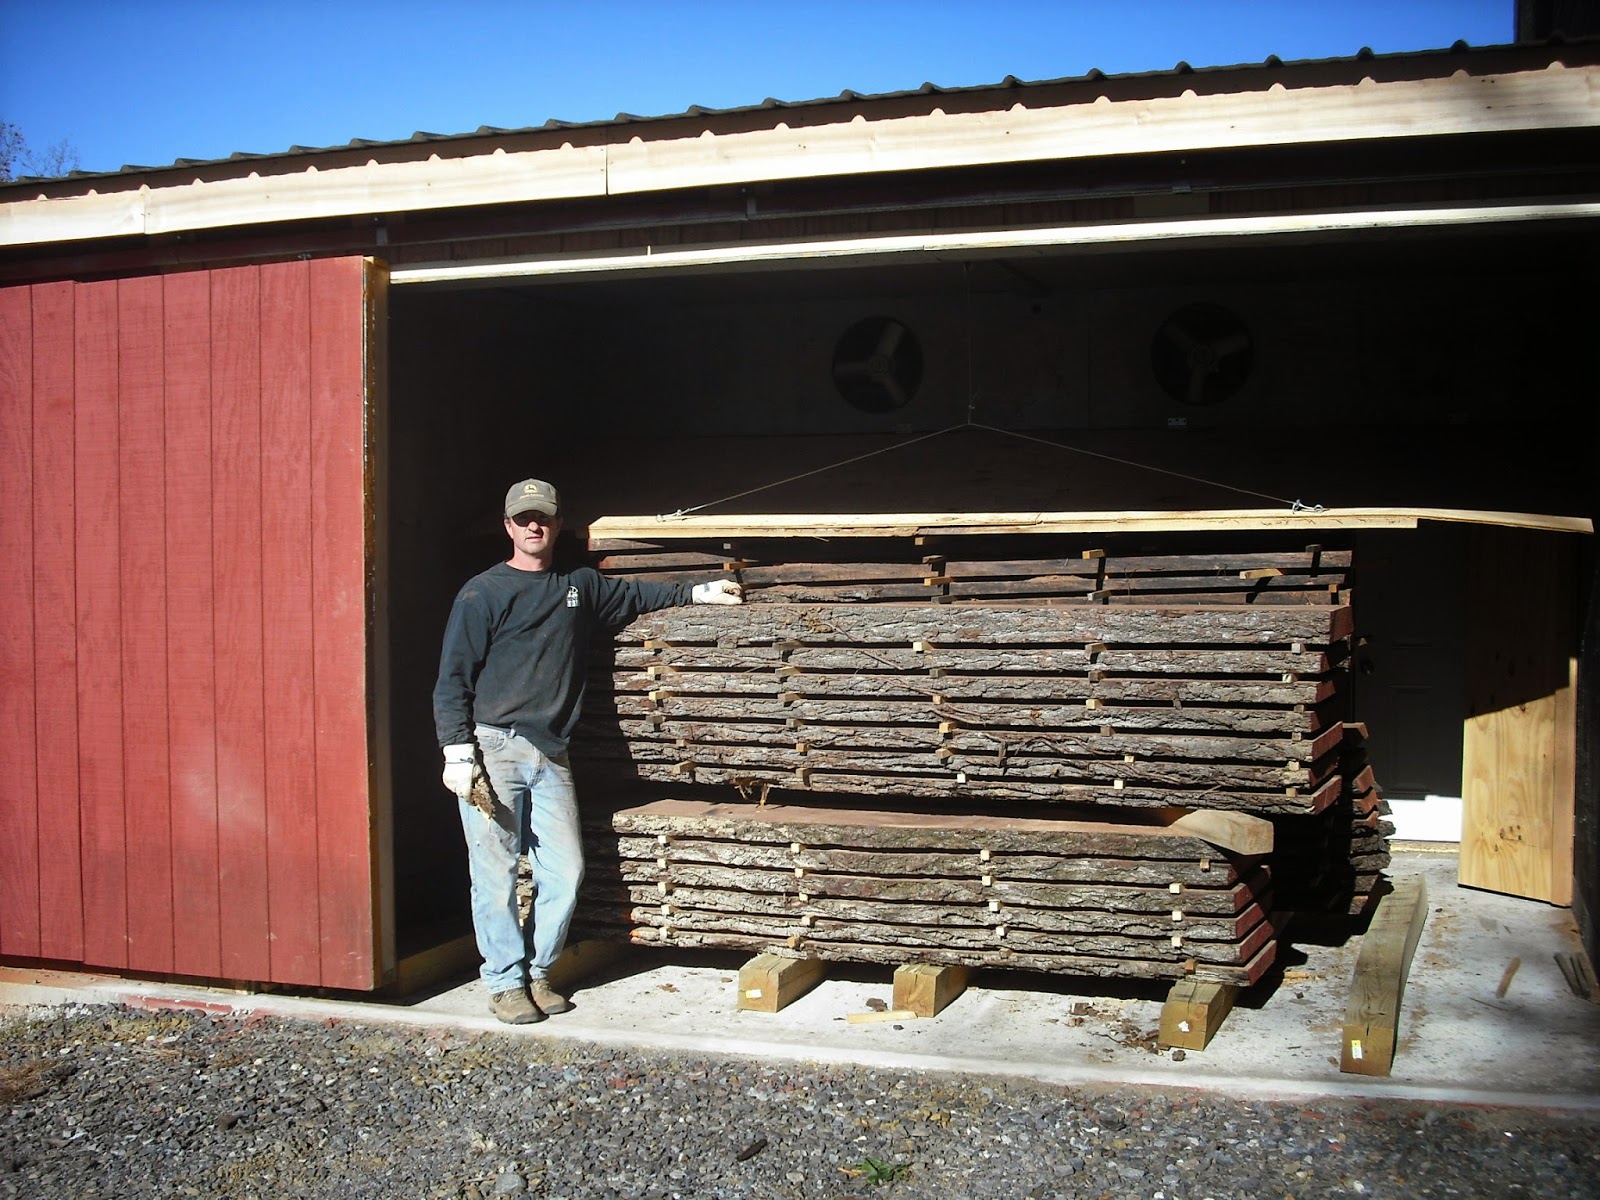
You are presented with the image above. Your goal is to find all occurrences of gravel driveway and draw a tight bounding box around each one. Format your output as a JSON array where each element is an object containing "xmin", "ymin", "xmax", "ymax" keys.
[{"xmin": 3, "ymin": 1003, "xmax": 1597, "ymax": 1199}]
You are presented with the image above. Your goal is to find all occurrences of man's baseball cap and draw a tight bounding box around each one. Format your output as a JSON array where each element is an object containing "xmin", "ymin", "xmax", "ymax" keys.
[{"xmin": 504, "ymin": 478, "xmax": 561, "ymax": 518}]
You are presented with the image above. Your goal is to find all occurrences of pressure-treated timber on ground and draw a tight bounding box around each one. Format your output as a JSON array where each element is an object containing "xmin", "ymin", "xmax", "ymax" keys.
[
  {"xmin": 737, "ymin": 952, "xmax": 826, "ymax": 1012},
  {"xmin": 1341, "ymin": 874, "xmax": 1429, "ymax": 1076},
  {"xmin": 1159, "ymin": 980, "xmax": 1240, "ymax": 1051},
  {"xmin": 894, "ymin": 963, "xmax": 970, "ymax": 1017}
]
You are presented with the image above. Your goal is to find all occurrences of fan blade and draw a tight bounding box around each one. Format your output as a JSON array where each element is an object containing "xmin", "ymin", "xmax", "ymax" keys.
[
  {"xmin": 874, "ymin": 320, "xmax": 905, "ymax": 359},
  {"xmin": 881, "ymin": 376, "xmax": 909, "ymax": 409},
  {"xmin": 1163, "ymin": 322, "xmax": 1203, "ymax": 355},
  {"xmin": 1211, "ymin": 332, "xmax": 1251, "ymax": 359},
  {"xmin": 1187, "ymin": 366, "xmax": 1210, "ymax": 406},
  {"xmin": 833, "ymin": 360, "xmax": 870, "ymax": 379}
]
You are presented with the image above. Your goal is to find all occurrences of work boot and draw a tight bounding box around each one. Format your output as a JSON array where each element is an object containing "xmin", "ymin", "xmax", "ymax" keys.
[
  {"xmin": 529, "ymin": 978, "xmax": 572, "ymax": 1015},
  {"xmin": 490, "ymin": 987, "xmax": 545, "ymax": 1025}
]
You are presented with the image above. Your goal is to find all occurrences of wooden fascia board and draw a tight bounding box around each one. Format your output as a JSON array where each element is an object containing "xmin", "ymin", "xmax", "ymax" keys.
[
  {"xmin": 605, "ymin": 65, "xmax": 1600, "ymax": 194},
  {"xmin": 586, "ymin": 508, "xmax": 1595, "ymax": 540},
  {"xmin": 0, "ymin": 145, "xmax": 610, "ymax": 248},
  {"xmin": 2, "ymin": 65, "xmax": 1596, "ymax": 250}
]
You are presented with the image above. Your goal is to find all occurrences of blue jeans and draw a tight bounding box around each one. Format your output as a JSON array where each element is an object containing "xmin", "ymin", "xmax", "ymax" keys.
[{"xmin": 458, "ymin": 724, "xmax": 585, "ymax": 994}]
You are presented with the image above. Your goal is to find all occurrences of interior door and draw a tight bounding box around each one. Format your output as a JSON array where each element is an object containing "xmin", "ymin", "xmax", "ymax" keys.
[{"xmin": 1349, "ymin": 526, "xmax": 1469, "ymax": 800}]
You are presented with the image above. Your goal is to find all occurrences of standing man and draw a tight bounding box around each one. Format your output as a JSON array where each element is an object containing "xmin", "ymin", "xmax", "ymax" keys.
[{"xmin": 434, "ymin": 478, "xmax": 742, "ymax": 1024}]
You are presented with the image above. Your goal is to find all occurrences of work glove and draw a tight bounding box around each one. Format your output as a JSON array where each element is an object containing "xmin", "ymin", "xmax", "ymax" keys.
[
  {"xmin": 441, "ymin": 744, "xmax": 476, "ymax": 799},
  {"xmin": 443, "ymin": 744, "xmax": 499, "ymax": 821},
  {"xmin": 692, "ymin": 579, "xmax": 744, "ymax": 605}
]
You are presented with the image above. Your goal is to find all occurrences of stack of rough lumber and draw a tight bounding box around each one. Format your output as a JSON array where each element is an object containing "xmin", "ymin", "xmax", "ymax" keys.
[
  {"xmin": 1270, "ymin": 723, "xmax": 1395, "ymax": 917},
  {"xmin": 592, "ymin": 539, "xmax": 1353, "ymax": 608},
  {"xmin": 571, "ymin": 535, "xmax": 1389, "ymax": 979},
  {"xmin": 583, "ymin": 540, "xmax": 1354, "ymax": 815},
  {"xmin": 577, "ymin": 800, "xmax": 1276, "ymax": 985}
]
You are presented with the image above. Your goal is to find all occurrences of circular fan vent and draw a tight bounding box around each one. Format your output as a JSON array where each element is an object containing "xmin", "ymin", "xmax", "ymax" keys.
[
  {"xmin": 1151, "ymin": 303, "xmax": 1254, "ymax": 406},
  {"xmin": 832, "ymin": 316, "xmax": 923, "ymax": 412}
]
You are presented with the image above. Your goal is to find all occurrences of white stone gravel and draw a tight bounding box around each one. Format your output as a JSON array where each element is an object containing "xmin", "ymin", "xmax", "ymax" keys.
[{"xmin": 3, "ymin": 1003, "xmax": 1598, "ymax": 1199}]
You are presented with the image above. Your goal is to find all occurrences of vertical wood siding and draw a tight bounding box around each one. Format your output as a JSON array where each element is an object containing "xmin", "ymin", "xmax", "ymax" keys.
[
  {"xmin": 0, "ymin": 258, "xmax": 382, "ymax": 990},
  {"xmin": 30, "ymin": 283, "xmax": 85, "ymax": 960},
  {"xmin": 163, "ymin": 271, "xmax": 222, "ymax": 978},
  {"xmin": 0, "ymin": 286, "xmax": 40, "ymax": 958},
  {"xmin": 118, "ymin": 275, "xmax": 174, "ymax": 974},
  {"xmin": 74, "ymin": 280, "xmax": 128, "ymax": 970},
  {"xmin": 307, "ymin": 262, "xmax": 379, "ymax": 987}
]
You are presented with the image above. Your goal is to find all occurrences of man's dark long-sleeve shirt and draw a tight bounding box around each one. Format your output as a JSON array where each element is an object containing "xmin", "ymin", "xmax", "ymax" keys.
[{"xmin": 433, "ymin": 563, "xmax": 692, "ymax": 756}]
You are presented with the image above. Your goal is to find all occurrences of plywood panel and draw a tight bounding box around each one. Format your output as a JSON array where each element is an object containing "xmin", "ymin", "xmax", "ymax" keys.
[
  {"xmin": 1462, "ymin": 666, "xmax": 1578, "ymax": 904},
  {"xmin": 29, "ymin": 283, "xmax": 83, "ymax": 961},
  {"xmin": 210, "ymin": 266, "xmax": 271, "ymax": 980},
  {"xmin": 74, "ymin": 280, "xmax": 128, "ymax": 969},
  {"xmin": 162, "ymin": 271, "xmax": 223, "ymax": 978},
  {"xmin": 1461, "ymin": 528, "xmax": 1577, "ymax": 905},
  {"xmin": 117, "ymin": 275, "xmax": 175, "ymax": 973},
  {"xmin": 0, "ymin": 286, "xmax": 40, "ymax": 958},
  {"xmin": 259, "ymin": 260, "xmax": 322, "ymax": 983},
  {"xmin": 309, "ymin": 256, "xmax": 382, "ymax": 990}
]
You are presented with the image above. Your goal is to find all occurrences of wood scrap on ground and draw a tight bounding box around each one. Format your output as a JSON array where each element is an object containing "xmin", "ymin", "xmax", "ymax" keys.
[{"xmin": 1555, "ymin": 951, "xmax": 1599, "ymax": 1002}]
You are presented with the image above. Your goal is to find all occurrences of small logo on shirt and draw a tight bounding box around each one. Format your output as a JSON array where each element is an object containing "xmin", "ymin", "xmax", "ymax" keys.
[{"xmin": 565, "ymin": 585, "xmax": 580, "ymax": 609}]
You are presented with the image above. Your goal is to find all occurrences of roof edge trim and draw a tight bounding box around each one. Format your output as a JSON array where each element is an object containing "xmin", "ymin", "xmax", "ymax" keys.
[{"xmin": 4, "ymin": 65, "xmax": 1595, "ymax": 250}]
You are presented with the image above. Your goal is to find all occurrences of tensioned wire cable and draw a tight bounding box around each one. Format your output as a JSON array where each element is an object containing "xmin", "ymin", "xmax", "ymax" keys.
[
  {"xmin": 963, "ymin": 421, "xmax": 1323, "ymax": 511},
  {"xmin": 656, "ymin": 419, "xmax": 1323, "ymax": 519},
  {"xmin": 655, "ymin": 425, "xmax": 959, "ymax": 519},
  {"xmin": 659, "ymin": 261, "xmax": 1322, "ymax": 521}
]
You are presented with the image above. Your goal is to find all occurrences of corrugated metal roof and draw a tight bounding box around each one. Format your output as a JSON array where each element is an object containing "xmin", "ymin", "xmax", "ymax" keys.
[{"xmin": 4, "ymin": 37, "xmax": 1592, "ymax": 190}]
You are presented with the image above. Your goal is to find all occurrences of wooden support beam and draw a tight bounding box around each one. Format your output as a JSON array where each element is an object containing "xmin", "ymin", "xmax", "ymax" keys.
[
  {"xmin": 1158, "ymin": 979, "xmax": 1238, "ymax": 1050},
  {"xmin": 893, "ymin": 962, "xmax": 971, "ymax": 1017},
  {"xmin": 1341, "ymin": 874, "xmax": 1429, "ymax": 1076},
  {"xmin": 736, "ymin": 952, "xmax": 827, "ymax": 1013}
]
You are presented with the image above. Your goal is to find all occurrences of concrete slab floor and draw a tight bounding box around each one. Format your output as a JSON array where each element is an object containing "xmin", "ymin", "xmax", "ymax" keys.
[{"xmin": 4, "ymin": 849, "xmax": 1598, "ymax": 1111}]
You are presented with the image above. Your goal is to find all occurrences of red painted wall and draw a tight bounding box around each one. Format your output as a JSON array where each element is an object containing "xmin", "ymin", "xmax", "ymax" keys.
[{"xmin": 0, "ymin": 258, "xmax": 382, "ymax": 990}]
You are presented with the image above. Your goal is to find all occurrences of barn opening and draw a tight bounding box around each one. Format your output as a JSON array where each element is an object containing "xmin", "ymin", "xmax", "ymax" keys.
[{"xmin": 381, "ymin": 218, "xmax": 1598, "ymax": 950}]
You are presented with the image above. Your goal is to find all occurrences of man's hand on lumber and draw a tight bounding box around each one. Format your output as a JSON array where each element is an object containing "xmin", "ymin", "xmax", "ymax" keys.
[{"xmin": 692, "ymin": 579, "xmax": 744, "ymax": 605}]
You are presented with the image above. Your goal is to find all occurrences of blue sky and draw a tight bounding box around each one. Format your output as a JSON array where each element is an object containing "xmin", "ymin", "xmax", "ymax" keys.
[{"xmin": 2, "ymin": 0, "xmax": 1512, "ymax": 176}]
